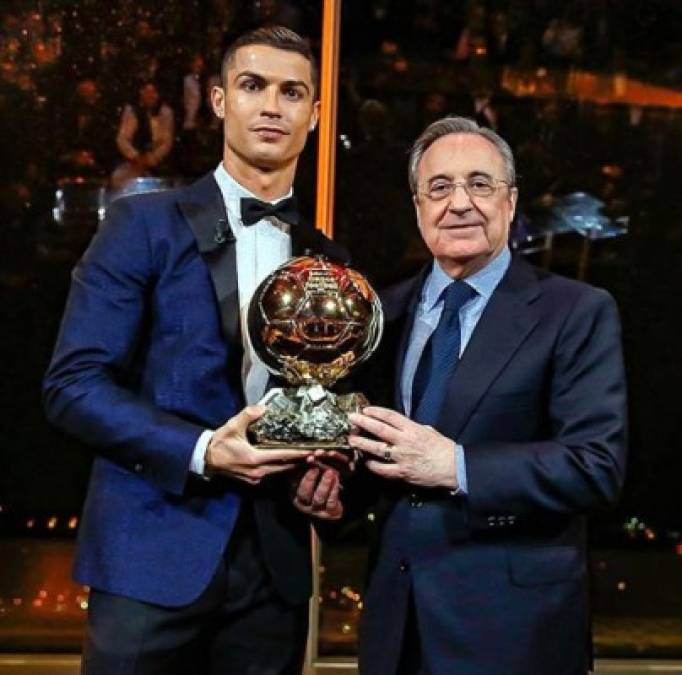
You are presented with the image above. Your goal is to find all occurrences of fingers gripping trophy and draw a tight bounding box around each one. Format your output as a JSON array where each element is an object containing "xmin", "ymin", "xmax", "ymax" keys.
[{"xmin": 248, "ymin": 255, "xmax": 383, "ymax": 450}]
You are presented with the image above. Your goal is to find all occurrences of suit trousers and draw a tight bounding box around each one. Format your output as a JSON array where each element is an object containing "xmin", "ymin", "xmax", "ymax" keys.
[
  {"xmin": 396, "ymin": 592, "xmax": 429, "ymax": 675},
  {"xmin": 81, "ymin": 501, "xmax": 309, "ymax": 675}
]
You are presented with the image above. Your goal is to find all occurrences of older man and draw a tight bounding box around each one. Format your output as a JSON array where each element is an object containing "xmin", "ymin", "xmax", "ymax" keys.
[{"xmin": 350, "ymin": 116, "xmax": 627, "ymax": 675}]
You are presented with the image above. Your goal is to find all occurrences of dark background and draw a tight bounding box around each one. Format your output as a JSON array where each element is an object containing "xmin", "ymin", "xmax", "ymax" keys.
[{"xmin": 0, "ymin": 0, "xmax": 681, "ymax": 657}]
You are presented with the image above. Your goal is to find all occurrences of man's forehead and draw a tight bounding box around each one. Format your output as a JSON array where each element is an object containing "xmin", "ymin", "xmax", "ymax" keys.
[
  {"xmin": 228, "ymin": 44, "xmax": 313, "ymax": 83},
  {"xmin": 419, "ymin": 133, "xmax": 505, "ymax": 176}
]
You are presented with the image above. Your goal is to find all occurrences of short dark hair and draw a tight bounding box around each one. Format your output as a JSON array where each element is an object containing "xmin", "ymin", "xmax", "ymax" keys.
[{"xmin": 221, "ymin": 26, "xmax": 318, "ymax": 98}]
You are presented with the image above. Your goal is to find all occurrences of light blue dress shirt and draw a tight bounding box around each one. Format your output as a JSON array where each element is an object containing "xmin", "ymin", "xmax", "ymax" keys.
[{"xmin": 400, "ymin": 247, "xmax": 511, "ymax": 493}]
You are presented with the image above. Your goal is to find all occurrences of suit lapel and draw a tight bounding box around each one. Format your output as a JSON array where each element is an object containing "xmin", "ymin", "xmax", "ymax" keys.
[
  {"xmin": 391, "ymin": 267, "xmax": 429, "ymax": 414},
  {"xmin": 380, "ymin": 265, "xmax": 430, "ymax": 413},
  {"xmin": 178, "ymin": 173, "xmax": 241, "ymax": 345},
  {"xmin": 438, "ymin": 256, "xmax": 541, "ymax": 437}
]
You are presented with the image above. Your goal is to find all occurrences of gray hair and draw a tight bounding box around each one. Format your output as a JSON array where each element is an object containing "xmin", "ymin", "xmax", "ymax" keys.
[{"xmin": 408, "ymin": 116, "xmax": 516, "ymax": 194}]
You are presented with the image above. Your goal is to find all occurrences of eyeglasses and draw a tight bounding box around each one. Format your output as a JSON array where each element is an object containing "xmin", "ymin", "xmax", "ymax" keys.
[{"xmin": 419, "ymin": 177, "xmax": 512, "ymax": 201}]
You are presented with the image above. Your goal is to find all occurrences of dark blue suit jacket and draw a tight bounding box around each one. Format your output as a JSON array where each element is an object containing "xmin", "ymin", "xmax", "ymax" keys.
[
  {"xmin": 358, "ymin": 257, "xmax": 627, "ymax": 675},
  {"xmin": 43, "ymin": 173, "xmax": 345, "ymax": 607}
]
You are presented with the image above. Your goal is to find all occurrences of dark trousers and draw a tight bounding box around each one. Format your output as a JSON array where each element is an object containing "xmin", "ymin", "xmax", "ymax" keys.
[
  {"xmin": 396, "ymin": 592, "xmax": 429, "ymax": 675},
  {"xmin": 81, "ymin": 503, "xmax": 308, "ymax": 675}
]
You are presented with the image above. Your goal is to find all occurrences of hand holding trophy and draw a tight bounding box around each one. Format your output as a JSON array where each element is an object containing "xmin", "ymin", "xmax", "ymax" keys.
[{"xmin": 247, "ymin": 255, "xmax": 383, "ymax": 452}]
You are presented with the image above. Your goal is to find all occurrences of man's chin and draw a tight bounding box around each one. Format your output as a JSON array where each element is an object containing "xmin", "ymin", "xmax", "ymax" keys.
[
  {"xmin": 247, "ymin": 152, "xmax": 288, "ymax": 172},
  {"xmin": 438, "ymin": 243, "xmax": 490, "ymax": 262},
  {"xmin": 435, "ymin": 247, "xmax": 495, "ymax": 276},
  {"xmin": 253, "ymin": 143, "xmax": 298, "ymax": 165}
]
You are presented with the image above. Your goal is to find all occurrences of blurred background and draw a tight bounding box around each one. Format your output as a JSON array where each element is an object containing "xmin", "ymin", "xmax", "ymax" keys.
[{"xmin": 0, "ymin": 0, "xmax": 681, "ymax": 672}]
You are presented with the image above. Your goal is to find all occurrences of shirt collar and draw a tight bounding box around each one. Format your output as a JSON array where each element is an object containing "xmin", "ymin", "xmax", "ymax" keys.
[
  {"xmin": 422, "ymin": 246, "xmax": 511, "ymax": 311},
  {"xmin": 213, "ymin": 162, "xmax": 293, "ymax": 227}
]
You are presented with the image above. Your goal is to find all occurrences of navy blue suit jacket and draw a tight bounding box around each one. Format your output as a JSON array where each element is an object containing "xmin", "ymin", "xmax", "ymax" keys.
[
  {"xmin": 357, "ymin": 257, "xmax": 627, "ymax": 675},
  {"xmin": 43, "ymin": 173, "xmax": 346, "ymax": 607}
]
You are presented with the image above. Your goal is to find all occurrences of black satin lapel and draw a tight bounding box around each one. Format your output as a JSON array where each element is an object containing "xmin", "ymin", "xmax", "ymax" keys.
[
  {"xmin": 205, "ymin": 238, "xmax": 241, "ymax": 345},
  {"xmin": 178, "ymin": 174, "xmax": 228, "ymax": 253},
  {"xmin": 437, "ymin": 261, "xmax": 540, "ymax": 438},
  {"xmin": 290, "ymin": 220, "xmax": 320, "ymax": 257},
  {"xmin": 178, "ymin": 175, "xmax": 241, "ymax": 345}
]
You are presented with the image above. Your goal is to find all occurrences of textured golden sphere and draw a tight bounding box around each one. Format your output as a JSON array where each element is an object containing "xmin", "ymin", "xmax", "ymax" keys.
[{"xmin": 248, "ymin": 256, "xmax": 383, "ymax": 386}]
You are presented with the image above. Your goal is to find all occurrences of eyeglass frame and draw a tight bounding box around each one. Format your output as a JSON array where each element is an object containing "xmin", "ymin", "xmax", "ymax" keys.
[{"xmin": 417, "ymin": 176, "xmax": 515, "ymax": 201}]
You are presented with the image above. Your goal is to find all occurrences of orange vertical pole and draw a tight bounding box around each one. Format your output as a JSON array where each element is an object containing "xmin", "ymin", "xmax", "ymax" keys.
[
  {"xmin": 306, "ymin": 11, "xmax": 342, "ymax": 672},
  {"xmin": 315, "ymin": 0, "xmax": 342, "ymax": 238}
]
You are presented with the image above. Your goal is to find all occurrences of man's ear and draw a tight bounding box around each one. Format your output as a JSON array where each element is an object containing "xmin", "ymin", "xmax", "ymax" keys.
[
  {"xmin": 309, "ymin": 100, "xmax": 321, "ymax": 132},
  {"xmin": 508, "ymin": 186, "xmax": 519, "ymax": 224},
  {"xmin": 211, "ymin": 86, "xmax": 225, "ymax": 119},
  {"xmin": 413, "ymin": 194, "xmax": 423, "ymax": 229}
]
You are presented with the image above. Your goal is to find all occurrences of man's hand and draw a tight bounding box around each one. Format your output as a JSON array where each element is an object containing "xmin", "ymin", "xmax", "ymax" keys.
[
  {"xmin": 205, "ymin": 406, "xmax": 309, "ymax": 485},
  {"xmin": 348, "ymin": 406, "xmax": 458, "ymax": 490},
  {"xmin": 293, "ymin": 467, "xmax": 343, "ymax": 520},
  {"xmin": 291, "ymin": 448, "xmax": 357, "ymax": 520},
  {"xmin": 306, "ymin": 448, "xmax": 357, "ymax": 477}
]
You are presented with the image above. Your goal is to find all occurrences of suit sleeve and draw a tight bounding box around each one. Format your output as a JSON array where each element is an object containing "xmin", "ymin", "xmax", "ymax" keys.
[
  {"xmin": 43, "ymin": 198, "xmax": 204, "ymax": 496},
  {"xmin": 464, "ymin": 288, "xmax": 627, "ymax": 528}
]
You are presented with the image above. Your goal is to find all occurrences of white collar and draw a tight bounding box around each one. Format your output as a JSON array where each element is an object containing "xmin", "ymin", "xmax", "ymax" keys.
[{"xmin": 212, "ymin": 163, "xmax": 293, "ymax": 230}]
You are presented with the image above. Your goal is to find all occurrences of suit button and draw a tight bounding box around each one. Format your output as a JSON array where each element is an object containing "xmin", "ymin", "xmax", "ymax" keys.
[
  {"xmin": 133, "ymin": 463, "xmax": 144, "ymax": 474},
  {"xmin": 408, "ymin": 493, "xmax": 423, "ymax": 508},
  {"xmin": 399, "ymin": 560, "xmax": 410, "ymax": 573}
]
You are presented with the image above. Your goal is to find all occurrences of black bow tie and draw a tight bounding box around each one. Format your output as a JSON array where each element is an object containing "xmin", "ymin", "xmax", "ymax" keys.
[{"xmin": 240, "ymin": 196, "xmax": 299, "ymax": 226}]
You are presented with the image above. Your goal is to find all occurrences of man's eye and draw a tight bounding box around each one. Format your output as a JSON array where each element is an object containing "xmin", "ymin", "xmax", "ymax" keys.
[
  {"xmin": 242, "ymin": 79, "xmax": 260, "ymax": 92},
  {"xmin": 284, "ymin": 87, "xmax": 303, "ymax": 100},
  {"xmin": 430, "ymin": 182, "xmax": 452, "ymax": 195},
  {"xmin": 470, "ymin": 179, "xmax": 492, "ymax": 190}
]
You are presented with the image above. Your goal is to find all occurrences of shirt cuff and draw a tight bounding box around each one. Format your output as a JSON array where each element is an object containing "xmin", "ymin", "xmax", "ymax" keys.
[
  {"xmin": 190, "ymin": 429, "xmax": 214, "ymax": 476},
  {"xmin": 450, "ymin": 443, "xmax": 468, "ymax": 496}
]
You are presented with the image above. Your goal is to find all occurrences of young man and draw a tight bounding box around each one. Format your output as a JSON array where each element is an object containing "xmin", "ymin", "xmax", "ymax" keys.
[
  {"xmin": 350, "ymin": 116, "xmax": 627, "ymax": 674},
  {"xmin": 44, "ymin": 26, "xmax": 345, "ymax": 674}
]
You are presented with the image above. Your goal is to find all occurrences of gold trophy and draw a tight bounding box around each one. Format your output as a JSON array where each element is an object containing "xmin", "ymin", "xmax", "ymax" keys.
[{"xmin": 247, "ymin": 255, "xmax": 383, "ymax": 450}]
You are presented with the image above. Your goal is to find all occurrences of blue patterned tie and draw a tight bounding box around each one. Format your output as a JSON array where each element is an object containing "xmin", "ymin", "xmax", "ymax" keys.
[{"xmin": 412, "ymin": 281, "xmax": 476, "ymax": 425}]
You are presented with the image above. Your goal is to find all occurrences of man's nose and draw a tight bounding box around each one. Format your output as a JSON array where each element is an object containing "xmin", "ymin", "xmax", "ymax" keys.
[
  {"xmin": 447, "ymin": 183, "xmax": 474, "ymax": 212},
  {"xmin": 261, "ymin": 86, "xmax": 281, "ymax": 117}
]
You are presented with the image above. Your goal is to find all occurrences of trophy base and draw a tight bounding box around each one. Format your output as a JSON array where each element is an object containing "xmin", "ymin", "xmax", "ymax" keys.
[
  {"xmin": 249, "ymin": 385, "xmax": 367, "ymax": 452},
  {"xmin": 253, "ymin": 439, "xmax": 353, "ymax": 451}
]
